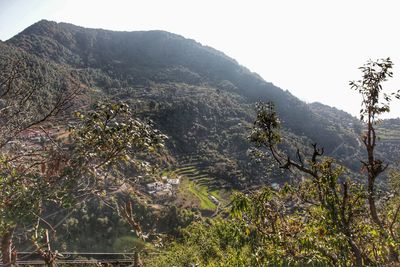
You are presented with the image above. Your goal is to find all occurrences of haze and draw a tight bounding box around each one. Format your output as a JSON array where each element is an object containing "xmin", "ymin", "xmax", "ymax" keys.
[{"xmin": 1, "ymin": 0, "xmax": 399, "ymax": 118}]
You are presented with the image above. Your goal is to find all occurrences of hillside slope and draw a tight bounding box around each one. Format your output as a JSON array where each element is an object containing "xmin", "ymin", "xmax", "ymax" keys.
[{"xmin": 6, "ymin": 20, "xmax": 365, "ymax": 186}]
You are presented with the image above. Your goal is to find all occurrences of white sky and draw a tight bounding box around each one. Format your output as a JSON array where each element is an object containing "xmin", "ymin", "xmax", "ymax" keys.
[{"xmin": 1, "ymin": 0, "xmax": 399, "ymax": 118}]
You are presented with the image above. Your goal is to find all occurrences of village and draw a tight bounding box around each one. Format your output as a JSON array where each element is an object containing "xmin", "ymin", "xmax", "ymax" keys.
[{"xmin": 145, "ymin": 176, "xmax": 180, "ymax": 200}]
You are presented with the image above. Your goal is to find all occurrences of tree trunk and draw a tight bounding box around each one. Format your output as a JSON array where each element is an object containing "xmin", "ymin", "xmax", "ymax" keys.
[
  {"xmin": 367, "ymin": 176, "xmax": 382, "ymax": 227},
  {"xmin": 134, "ymin": 251, "xmax": 143, "ymax": 267},
  {"xmin": 1, "ymin": 227, "xmax": 15, "ymax": 266},
  {"xmin": 349, "ymin": 239, "xmax": 364, "ymax": 267},
  {"xmin": 44, "ymin": 257, "xmax": 56, "ymax": 267}
]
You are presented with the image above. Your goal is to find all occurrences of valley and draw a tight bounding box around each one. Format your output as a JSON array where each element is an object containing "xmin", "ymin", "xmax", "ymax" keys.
[{"xmin": 0, "ymin": 20, "xmax": 399, "ymax": 266}]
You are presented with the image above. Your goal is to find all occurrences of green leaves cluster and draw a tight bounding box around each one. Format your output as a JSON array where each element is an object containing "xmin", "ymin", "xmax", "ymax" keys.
[
  {"xmin": 71, "ymin": 101, "xmax": 166, "ymax": 172},
  {"xmin": 148, "ymin": 220, "xmax": 251, "ymax": 267},
  {"xmin": 230, "ymin": 173, "xmax": 372, "ymax": 266},
  {"xmin": 350, "ymin": 58, "xmax": 400, "ymax": 121},
  {"xmin": 0, "ymin": 159, "xmax": 44, "ymax": 233},
  {"xmin": 249, "ymin": 101, "xmax": 281, "ymax": 148}
]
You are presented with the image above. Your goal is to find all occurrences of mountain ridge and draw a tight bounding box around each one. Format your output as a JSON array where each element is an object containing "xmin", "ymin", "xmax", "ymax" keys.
[{"xmin": 5, "ymin": 20, "xmax": 368, "ymax": 185}]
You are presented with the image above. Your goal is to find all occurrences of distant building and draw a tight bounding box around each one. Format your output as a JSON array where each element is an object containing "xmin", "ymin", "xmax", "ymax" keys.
[
  {"xmin": 271, "ymin": 183, "xmax": 280, "ymax": 190},
  {"xmin": 146, "ymin": 181, "xmax": 172, "ymax": 191},
  {"xmin": 167, "ymin": 178, "xmax": 180, "ymax": 186},
  {"xmin": 208, "ymin": 195, "xmax": 219, "ymax": 205},
  {"xmin": 146, "ymin": 182, "xmax": 165, "ymax": 191},
  {"xmin": 146, "ymin": 175, "xmax": 180, "ymax": 200}
]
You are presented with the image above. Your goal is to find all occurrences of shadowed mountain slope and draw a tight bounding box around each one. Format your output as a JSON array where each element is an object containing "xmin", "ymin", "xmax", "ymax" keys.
[{"xmin": 6, "ymin": 20, "xmax": 365, "ymax": 186}]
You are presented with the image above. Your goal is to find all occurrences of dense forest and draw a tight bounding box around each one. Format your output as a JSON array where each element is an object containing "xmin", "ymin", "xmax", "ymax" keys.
[{"xmin": 0, "ymin": 20, "xmax": 399, "ymax": 266}]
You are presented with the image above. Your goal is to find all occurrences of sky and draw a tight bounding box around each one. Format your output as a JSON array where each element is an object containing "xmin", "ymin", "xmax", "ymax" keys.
[{"xmin": 1, "ymin": 0, "xmax": 400, "ymax": 118}]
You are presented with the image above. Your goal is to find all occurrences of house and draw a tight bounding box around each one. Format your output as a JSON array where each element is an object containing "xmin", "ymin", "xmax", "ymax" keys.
[
  {"xmin": 208, "ymin": 195, "xmax": 219, "ymax": 205},
  {"xmin": 146, "ymin": 182, "xmax": 165, "ymax": 191},
  {"xmin": 146, "ymin": 181, "xmax": 172, "ymax": 192},
  {"xmin": 271, "ymin": 183, "xmax": 280, "ymax": 190},
  {"xmin": 167, "ymin": 178, "xmax": 180, "ymax": 186}
]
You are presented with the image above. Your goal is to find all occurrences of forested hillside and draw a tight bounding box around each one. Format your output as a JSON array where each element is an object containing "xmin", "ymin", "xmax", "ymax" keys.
[
  {"xmin": 1, "ymin": 20, "xmax": 399, "ymax": 266},
  {"xmin": 7, "ymin": 20, "xmax": 366, "ymax": 186}
]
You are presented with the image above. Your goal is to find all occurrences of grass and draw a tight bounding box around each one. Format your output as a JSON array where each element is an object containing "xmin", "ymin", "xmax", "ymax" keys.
[
  {"xmin": 184, "ymin": 179, "xmax": 216, "ymax": 210},
  {"xmin": 163, "ymin": 166, "xmax": 228, "ymax": 212},
  {"xmin": 160, "ymin": 170, "xmax": 170, "ymax": 176},
  {"xmin": 209, "ymin": 190, "xmax": 220, "ymax": 198}
]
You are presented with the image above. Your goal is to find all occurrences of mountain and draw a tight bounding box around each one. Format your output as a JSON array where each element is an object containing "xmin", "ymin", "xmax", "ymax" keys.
[
  {"xmin": 5, "ymin": 20, "xmax": 400, "ymax": 255},
  {"xmin": 5, "ymin": 20, "xmax": 366, "ymax": 187}
]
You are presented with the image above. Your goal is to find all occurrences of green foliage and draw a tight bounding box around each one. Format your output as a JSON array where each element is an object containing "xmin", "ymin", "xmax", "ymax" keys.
[
  {"xmin": 148, "ymin": 221, "xmax": 250, "ymax": 267},
  {"xmin": 0, "ymin": 159, "xmax": 47, "ymax": 233},
  {"xmin": 113, "ymin": 236, "xmax": 145, "ymax": 253},
  {"xmin": 250, "ymin": 101, "xmax": 281, "ymax": 147},
  {"xmin": 0, "ymin": 42, "xmax": 83, "ymax": 264},
  {"xmin": 71, "ymin": 101, "xmax": 166, "ymax": 172},
  {"xmin": 155, "ymin": 165, "xmax": 397, "ymax": 266},
  {"xmin": 350, "ymin": 58, "xmax": 400, "ymax": 121}
]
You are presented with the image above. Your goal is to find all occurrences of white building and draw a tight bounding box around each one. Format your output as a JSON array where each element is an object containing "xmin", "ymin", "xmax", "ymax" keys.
[
  {"xmin": 167, "ymin": 178, "xmax": 180, "ymax": 186},
  {"xmin": 208, "ymin": 195, "xmax": 219, "ymax": 205},
  {"xmin": 146, "ymin": 182, "xmax": 165, "ymax": 191}
]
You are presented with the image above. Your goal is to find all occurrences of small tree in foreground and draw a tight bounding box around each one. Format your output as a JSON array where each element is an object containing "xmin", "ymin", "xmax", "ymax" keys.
[
  {"xmin": 350, "ymin": 58, "xmax": 400, "ymax": 262},
  {"xmin": 152, "ymin": 59, "xmax": 400, "ymax": 266},
  {"xmin": 31, "ymin": 101, "xmax": 165, "ymax": 267},
  {"xmin": 238, "ymin": 58, "xmax": 399, "ymax": 266},
  {"xmin": 0, "ymin": 51, "xmax": 80, "ymax": 266},
  {"xmin": 0, "ymin": 100, "xmax": 165, "ymax": 266},
  {"xmin": 151, "ymin": 58, "xmax": 400, "ymax": 267}
]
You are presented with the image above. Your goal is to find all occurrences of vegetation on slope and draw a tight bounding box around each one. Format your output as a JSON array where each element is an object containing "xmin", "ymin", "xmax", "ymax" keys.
[
  {"xmin": 0, "ymin": 20, "xmax": 399, "ymax": 266},
  {"xmin": 7, "ymin": 20, "xmax": 367, "ymax": 186}
]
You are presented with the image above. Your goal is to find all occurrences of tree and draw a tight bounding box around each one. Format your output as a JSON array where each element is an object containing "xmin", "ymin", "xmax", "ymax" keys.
[
  {"xmin": 350, "ymin": 58, "xmax": 400, "ymax": 261},
  {"xmin": 0, "ymin": 47, "xmax": 165, "ymax": 265},
  {"xmin": 350, "ymin": 58, "xmax": 394, "ymax": 224},
  {"xmin": 66, "ymin": 102, "xmax": 165, "ymax": 267},
  {"xmin": 241, "ymin": 58, "xmax": 399, "ymax": 266},
  {"xmin": 0, "ymin": 49, "xmax": 80, "ymax": 266},
  {"xmin": 66, "ymin": 101, "xmax": 165, "ymax": 196},
  {"xmin": 150, "ymin": 59, "xmax": 400, "ymax": 266}
]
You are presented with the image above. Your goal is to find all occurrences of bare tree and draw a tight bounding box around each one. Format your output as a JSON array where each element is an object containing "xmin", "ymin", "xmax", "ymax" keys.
[{"xmin": 0, "ymin": 50, "xmax": 81, "ymax": 266}]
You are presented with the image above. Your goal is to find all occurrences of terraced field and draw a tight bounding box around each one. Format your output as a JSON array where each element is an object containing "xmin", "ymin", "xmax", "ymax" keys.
[
  {"xmin": 166, "ymin": 154, "xmax": 232, "ymax": 214},
  {"xmin": 377, "ymin": 119, "xmax": 400, "ymax": 164}
]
